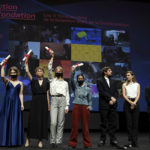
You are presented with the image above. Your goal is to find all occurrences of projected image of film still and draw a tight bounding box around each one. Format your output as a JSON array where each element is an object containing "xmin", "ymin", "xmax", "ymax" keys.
[
  {"xmin": 40, "ymin": 25, "xmax": 71, "ymax": 44},
  {"xmin": 102, "ymin": 46, "xmax": 131, "ymax": 64},
  {"xmin": 101, "ymin": 29, "xmax": 130, "ymax": 47},
  {"xmin": 71, "ymin": 27, "xmax": 101, "ymax": 45},
  {"xmin": 9, "ymin": 24, "xmax": 41, "ymax": 42},
  {"xmin": 7, "ymin": 41, "xmax": 40, "ymax": 77},
  {"xmin": 39, "ymin": 59, "xmax": 71, "ymax": 79},
  {"xmin": 40, "ymin": 42, "xmax": 71, "ymax": 60}
]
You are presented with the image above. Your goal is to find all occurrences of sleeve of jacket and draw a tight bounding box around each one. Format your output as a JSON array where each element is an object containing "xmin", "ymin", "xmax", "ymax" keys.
[
  {"xmin": 87, "ymin": 87, "xmax": 92, "ymax": 110},
  {"xmin": 97, "ymin": 79, "xmax": 112, "ymax": 102},
  {"xmin": 113, "ymin": 80, "xmax": 119, "ymax": 99},
  {"xmin": 145, "ymin": 86, "xmax": 150, "ymax": 106},
  {"xmin": 70, "ymin": 72, "xmax": 76, "ymax": 91}
]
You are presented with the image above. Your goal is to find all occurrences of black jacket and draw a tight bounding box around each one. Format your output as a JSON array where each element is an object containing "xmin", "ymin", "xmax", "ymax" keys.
[
  {"xmin": 97, "ymin": 77, "xmax": 118, "ymax": 110},
  {"xmin": 145, "ymin": 86, "xmax": 150, "ymax": 113}
]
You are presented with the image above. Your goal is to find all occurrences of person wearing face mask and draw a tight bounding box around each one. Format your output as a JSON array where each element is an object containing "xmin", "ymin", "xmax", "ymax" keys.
[
  {"xmin": 68, "ymin": 66, "xmax": 92, "ymax": 149},
  {"xmin": 48, "ymin": 51, "xmax": 70, "ymax": 148},
  {"xmin": 122, "ymin": 71, "xmax": 140, "ymax": 148},
  {"xmin": 0, "ymin": 63, "xmax": 24, "ymax": 146},
  {"xmin": 25, "ymin": 60, "xmax": 50, "ymax": 148}
]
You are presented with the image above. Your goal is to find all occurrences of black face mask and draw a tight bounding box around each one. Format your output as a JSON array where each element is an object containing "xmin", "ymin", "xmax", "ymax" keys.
[
  {"xmin": 55, "ymin": 72, "xmax": 63, "ymax": 78},
  {"xmin": 78, "ymin": 80, "xmax": 84, "ymax": 86},
  {"xmin": 10, "ymin": 75, "xmax": 17, "ymax": 79}
]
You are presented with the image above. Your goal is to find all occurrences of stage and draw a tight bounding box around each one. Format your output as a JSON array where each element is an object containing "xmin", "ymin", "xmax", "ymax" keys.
[{"xmin": 0, "ymin": 132, "xmax": 150, "ymax": 150}]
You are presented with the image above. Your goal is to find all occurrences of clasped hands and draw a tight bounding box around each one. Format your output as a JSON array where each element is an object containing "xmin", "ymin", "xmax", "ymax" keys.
[
  {"xmin": 130, "ymin": 101, "xmax": 136, "ymax": 110},
  {"xmin": 109, "ymin": 97, "xmax": 116, "ymax": 105}
]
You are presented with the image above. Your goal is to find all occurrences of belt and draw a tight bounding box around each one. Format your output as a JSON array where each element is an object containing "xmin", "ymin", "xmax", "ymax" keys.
[
  {"xmin": 128, "ymin": 98, "xmax": 135, "ymax": 101},
  {"xmin": 51, "ymin": 95, "xmax": 64, "ymax": 97}
]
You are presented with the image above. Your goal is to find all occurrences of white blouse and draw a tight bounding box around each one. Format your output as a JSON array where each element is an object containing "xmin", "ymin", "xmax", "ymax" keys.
[
  {"xmin": 48, "ymin": 59, "xmax": 70, "ymax": 109},
  {"xmin": 123, "ymin": 82, "xmax": 139, "ymax": 98}
]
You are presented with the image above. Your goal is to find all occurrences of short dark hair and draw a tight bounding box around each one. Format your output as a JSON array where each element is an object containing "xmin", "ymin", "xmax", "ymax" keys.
[
  {"xmin": 101, "ymin": 66, "xmax": 111, "ymax": 76},
  {"xmin": 77, "ymin": 74, "xmax": 84, "ymax": 80}
]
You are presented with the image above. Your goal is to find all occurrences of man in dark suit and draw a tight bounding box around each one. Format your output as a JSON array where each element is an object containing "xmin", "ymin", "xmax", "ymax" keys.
[
  {"xmin": 97, "ymin": 66, "xmax": 119, "ymax": 147},
  {"xmin": 145, "ymin": 86, "xmax": 150, "ymax": 141}
]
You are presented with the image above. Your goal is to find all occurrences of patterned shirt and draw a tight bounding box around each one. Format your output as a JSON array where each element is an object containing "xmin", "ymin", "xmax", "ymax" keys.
[{"xmin": 48, "ymin": 59, "xmax": 70, "ymax": 109}]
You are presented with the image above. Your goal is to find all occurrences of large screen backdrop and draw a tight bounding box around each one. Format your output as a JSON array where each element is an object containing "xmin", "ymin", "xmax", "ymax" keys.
[{"xmin": 0, "ymin": 0, "xmax": 131, "ymax": 111}]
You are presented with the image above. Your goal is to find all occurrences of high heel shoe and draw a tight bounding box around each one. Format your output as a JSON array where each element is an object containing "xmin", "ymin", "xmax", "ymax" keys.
[
  {"xmin": 38, "ymin": 141, "xmax": 43, "ymax": 148},
  {"xmin": 25, "ymin": 139, "xmax": 30, "ymax": 148}
]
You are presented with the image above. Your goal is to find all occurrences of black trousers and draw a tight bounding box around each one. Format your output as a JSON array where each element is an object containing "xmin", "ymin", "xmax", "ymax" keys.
[
  {"xmin": 124, "ymin": 102, "xmax": 139, "ymax": 144},
  {"xmin": 148, "ymin": 113, "xmax": 150, "ymax": 140},
  {"xmin": 147, "ymin": 106, "xmax": 150, "ymax": 140},
  {"xmin": 99, "ymin": 108, "xmax": 118, "ymax": 142}
]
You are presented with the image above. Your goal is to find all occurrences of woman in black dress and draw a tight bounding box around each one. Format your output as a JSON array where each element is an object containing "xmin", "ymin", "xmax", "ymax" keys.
[{"xmin": 25, "ymin": 61, "xmax": 50, "ymax": 148}]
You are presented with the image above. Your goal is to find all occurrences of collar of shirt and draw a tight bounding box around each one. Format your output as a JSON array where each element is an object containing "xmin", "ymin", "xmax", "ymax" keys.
[
  {"xmin": 104, "ymin": 76, "xmax": 110, "ymax": 87},
  {"xmin": 128, "ymin": 81, "xmax": 134, "ymax": 85},
  {"xmin": 104, "ymin": 76, "xmax": 109, "ymax": 80},
  {"xmin": 77, "ymin": 84, "xmax": 85, "ymax": 88},
  {"xmin": 54, "ymin": 78, "xmax": 64, "ymax": 81}
]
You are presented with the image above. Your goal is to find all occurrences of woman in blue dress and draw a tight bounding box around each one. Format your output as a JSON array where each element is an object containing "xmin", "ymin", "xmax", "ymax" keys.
[{"xmin": 0, "ymin": 64, "xmax": 24, "ymax": 146}]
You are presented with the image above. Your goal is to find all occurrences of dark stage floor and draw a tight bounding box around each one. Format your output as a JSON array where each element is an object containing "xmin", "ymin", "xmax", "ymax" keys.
[{"xmin": 0, "ymin": 132, "xmax": 150, "ymax": 150}]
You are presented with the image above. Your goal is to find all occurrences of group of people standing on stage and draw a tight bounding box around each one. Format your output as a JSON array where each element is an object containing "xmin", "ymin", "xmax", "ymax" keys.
[{"xmin": 0, "ymin": 50, "xmax": 141, "ymax": 149}]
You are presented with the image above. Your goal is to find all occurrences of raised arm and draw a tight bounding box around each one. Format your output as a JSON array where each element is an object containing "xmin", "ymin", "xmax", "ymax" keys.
[
  {"xmin": 1, "ymin": 64, "xmax": 9, "ymax": 85},
  {"xmin": 19, "ymin": 82, "xmax": 24, "ymax": 111},
  {"xmin": 70, "ymin": 66, "xmax": 76, "ymax": 91},
  {"xmin": 25, "ymin": 62, "xmax": 32, "ymax": 81},
  {"xmin": 48, "ymin": 52, "xmax": 54, "ymax": 82}
]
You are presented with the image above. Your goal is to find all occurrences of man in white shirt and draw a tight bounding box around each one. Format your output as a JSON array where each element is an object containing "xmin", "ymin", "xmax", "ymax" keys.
[{"xmin": 97, "ymin": 66, "xmax": 119, "ymax": 148}]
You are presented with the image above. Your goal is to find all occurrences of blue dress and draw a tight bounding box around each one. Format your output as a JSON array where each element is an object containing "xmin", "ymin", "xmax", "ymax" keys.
[{"xmin": 0, "ymin": 81, "xmax": 24, "ymax": 146}]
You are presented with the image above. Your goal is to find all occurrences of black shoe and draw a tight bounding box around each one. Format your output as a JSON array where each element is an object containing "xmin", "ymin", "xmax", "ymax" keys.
[
  {"xmin": 84, "ymin": 147, "xmax": 88, "ymax": 149},
  {"xmin": 56, "ymin": 143, "xmax": 62, "ymax": 148},
  {"xmin": 51, "ymin": 143, "xmax": 57, "ymax": 148},
  {"xmin": 110, "ymin": 140, "xmax": 119, "ymax": 147},
  {"xmin": 124, "ymin": 141, "xmax": 133, "ymax": 148},
  {"xmin": 132, "ymin": 141, "xmax": 138, "ymax": 148},
  {"xmin": 68, "ymin": 146, "xmax": 75, "ymax": 150},
  {"xmin": 84, "ymin": 146, "xmax": 92, "ymax": 149},
  {"xmin": 111, "ymin": 141, "xmax": 127, "ymax": 150},
  {"xmin": 97, "ymin": 140, "xmax": 105, "ymax": 147}
]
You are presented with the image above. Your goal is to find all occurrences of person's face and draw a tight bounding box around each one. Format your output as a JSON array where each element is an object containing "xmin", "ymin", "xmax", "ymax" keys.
[
  {"xmin": 105, "ymin": 69, "xmax": 112, "ymax": 77},
  {"xmin": 10, "ymin": 69, "xmax": 17, "ymax": 76},
  {"xmin": 36, "ymin": 69, "xmax": 44, "ymax": 78},
  {"xmin": 77, "ymin": 75, "xmax": 84, "ymax": 82},
  {"xmin": 126, "ymin": 73, "xmax": 133, "ymax": 81},
  {"xmin": 55, "ymin": 67, "xmax": 62, "ymax": 74}
]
